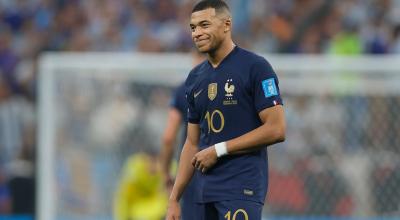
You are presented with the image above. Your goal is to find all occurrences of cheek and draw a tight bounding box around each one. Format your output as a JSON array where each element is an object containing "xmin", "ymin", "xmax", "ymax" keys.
[
  {"xmin": 211, "ymin": 32, "xmax": 223, "ymax": 43},
  {"xmin": 212, "ymin": 28, "xmax": 224, "ymax": 38},
  {"xmin": 208, "ymin": 31, "xmax": 218, "ymax": 41}
]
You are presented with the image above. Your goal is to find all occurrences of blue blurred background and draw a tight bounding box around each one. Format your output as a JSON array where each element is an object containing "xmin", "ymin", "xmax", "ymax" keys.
[{"xmin": 1, "ymin": 0, "xmax": 400, "ymax": 219}]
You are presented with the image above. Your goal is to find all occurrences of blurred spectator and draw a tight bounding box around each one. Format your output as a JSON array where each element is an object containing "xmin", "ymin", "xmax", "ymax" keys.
[
  {"xmin": 0, "ymin": 25, "xmax": 19, "ymax": 94},
  {"xmin": 0, "ymin": 0, "xmax": 400, "ymax": 54},
  {"xmin": 89, "ymin": 83, "xmax": 139, "ymax": 149},
  {"xmin": 329, "ymin": 20, "xmax": 362, "ymax": 55},
  {"xmin": 342, "ymin": 95, "xmax": 369, "ymax": 152},
  {"xmin": 0, "ymin": 75, "xmax": 35, "ymax": 164},
  {"xmin": 391, "ymin": 25, "xmax": 400, "ymax": 53},
  {"xmin": 371, "ymin": 157, "xmax": 400, "ymax": 214},
  {"xmin": 367, "ymin": 96, "xmax": 392, "ymax": 151},
  {"xmin": 267, "ymin": 158, "xmax": 307, "ymax": 214},
  {"xmin": 303, "ymin": 154, "xmax": 354, "ymax": 215},
  {"xmin": 7, "ymin": 125, "xmax": 36, "ymax": 215},
  {"xmin": 0, "ymin": 167, "xmax": 11, "ymax": 214}
]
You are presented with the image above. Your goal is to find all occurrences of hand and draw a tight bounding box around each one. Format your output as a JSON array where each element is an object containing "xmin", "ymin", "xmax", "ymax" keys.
[
  {"xmin": 162, "ymin": 173, "xmax": 175, "ymax": 194},
  {"xmin": 192, "ymin": 146, "xmax": 218, "ymax": 173},
  {"xmin": 166, "ymin": 199, "xmax": 181, "ymax": 220}
]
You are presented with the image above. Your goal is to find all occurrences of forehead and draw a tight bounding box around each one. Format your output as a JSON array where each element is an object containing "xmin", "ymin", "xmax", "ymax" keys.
[{"xmin": 190, "ymin": 8, "xmax": 217, "ymax": 24}]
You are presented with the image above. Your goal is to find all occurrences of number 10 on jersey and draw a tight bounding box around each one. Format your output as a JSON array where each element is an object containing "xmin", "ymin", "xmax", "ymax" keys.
[{"xmin": 204, "ymin": 109, "xmax": 225, "ymax": 134}]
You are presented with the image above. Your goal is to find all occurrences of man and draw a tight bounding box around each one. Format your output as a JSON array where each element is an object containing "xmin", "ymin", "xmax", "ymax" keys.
[
  {"xmin": 159, "ymin": 51, "xmax": 205, "ymax": 220},
  {"xmin": 114, "ymin": 151, "xmax": 167, "ymax": 220},
  {"xmin": 166, "ymin": 1, "xmax": 286, "ymax": 220}
]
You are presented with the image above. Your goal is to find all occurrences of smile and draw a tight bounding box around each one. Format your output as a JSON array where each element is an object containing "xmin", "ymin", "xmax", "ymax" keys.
[{"xmin": 196, "ymin": 39, "xmax": 209, "ymax": 45}]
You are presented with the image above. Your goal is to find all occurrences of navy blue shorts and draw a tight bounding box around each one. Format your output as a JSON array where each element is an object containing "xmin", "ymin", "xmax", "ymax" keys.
[
  {"xmin": 181, "ymin": 177, "xmax": 197, "ymax": 220},
  {"xmin": 192, "ymin": 200, "xmax": 263, "ymax": 220}
]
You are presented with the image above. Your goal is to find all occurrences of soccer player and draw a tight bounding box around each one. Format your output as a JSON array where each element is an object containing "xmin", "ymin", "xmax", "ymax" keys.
[
  {"xmin": 159, "ymin": 51, "xmax": 205, "ymax": 220},
  {"xmin": 166, "ymin": 0, "xmax": 286, "ymax": 220},
  {"xmin": 113, "ymin": 152, "xmax": 167, "ymax": 220}
]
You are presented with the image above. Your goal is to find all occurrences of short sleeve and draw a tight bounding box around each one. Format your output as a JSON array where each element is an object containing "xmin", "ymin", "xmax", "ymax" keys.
[
  {"xmin": 251, "ymin": 59, "xmax": 283, "ymax": 113},
  {"xmin": 169, "ymin": 88, "xmax": 179, "ymax": 109},
  {"xmin": 185, "ymin": 76, "xmax": 201, "ymax": 124},
  {"xmin": 170, "ymin": 83, "xmax": 187, "ymax": 121}
]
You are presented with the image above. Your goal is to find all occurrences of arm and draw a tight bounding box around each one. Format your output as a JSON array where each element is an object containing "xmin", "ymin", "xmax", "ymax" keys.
[
  {"xmin": 193, "ymin": 105, "xmax": 286, "ymax": 173},
  {"xmin": 166, "ymin": 123, "xmax": 200, "ymax": 220},
  {"xmin": 227, "ymin": 104, "xmax": 286, "ymax": 154},
  {"xmin": 159, "ymin": 108, "xmax": 182, "ymax": 185}
]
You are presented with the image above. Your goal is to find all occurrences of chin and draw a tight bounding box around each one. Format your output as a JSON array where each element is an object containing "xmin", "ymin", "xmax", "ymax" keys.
[
  {"xmin": 196, "ymin": 46, "xmax": 209, "ymax": 53},
  {"xmin": 197, "ymin": 48, "xmax": 209, "ymax": 53},
  {"xmin": 196, "ymin": 44, "xmax": 215, "ymax": 54}
]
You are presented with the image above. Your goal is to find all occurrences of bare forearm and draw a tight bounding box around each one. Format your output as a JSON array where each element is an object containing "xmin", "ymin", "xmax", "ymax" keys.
[
  {"xmin": 160, "ymin": 108, "xmax": 182, "ymax": 174},
  {"xmin": 169, "ymin": 142, "xmax": 198, "ymax": 201},
  {"xmin": 226, "ymin": 122, "xmax": 285, "ymax": 154},
  {"xmin": 160, "ymin": 143, "xmax": 175, "ymax": 174},
  {"xmin": 193, "ymin": 122, "xmax": 284, "ymax": 173}
]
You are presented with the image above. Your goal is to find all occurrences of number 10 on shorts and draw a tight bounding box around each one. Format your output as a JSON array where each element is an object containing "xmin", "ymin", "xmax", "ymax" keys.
[{"xmin": 224, "ymin": 209, "xmax": 249, "ymax": 220}]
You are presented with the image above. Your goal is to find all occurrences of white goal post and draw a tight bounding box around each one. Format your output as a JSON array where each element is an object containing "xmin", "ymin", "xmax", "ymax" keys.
[{"xmin": 38, "ymin": 53, "xmax": 400, "ymax": 220}]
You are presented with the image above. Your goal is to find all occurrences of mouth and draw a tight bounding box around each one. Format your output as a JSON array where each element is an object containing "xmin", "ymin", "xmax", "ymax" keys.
[{"xmin": 195, "ymin": 39, "xmax": 210, "ymax": 47}]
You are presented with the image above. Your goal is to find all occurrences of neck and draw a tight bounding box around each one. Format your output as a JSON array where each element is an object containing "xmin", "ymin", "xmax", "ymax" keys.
[{"xmin": 207, "ymin": 39, "xmax": 235, "ymax": 68}]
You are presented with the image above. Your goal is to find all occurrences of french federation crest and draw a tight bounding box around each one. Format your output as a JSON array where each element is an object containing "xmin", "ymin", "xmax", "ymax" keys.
[
  {"xmin": 208, "ymin": 83, "xmax": 218, "ymax": 101},
  {"xmin": 224, "ymin": 79, "xmax": 235, "ymax": 97},
  {"xmin": 223, "ymin": 78, "xmax": 238, "ymax": 105}
]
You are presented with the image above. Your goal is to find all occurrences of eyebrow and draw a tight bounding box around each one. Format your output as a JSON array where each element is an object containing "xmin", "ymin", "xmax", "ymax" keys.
[{"xmin": 190, "ymin": 20, "xmax": 211, "ymax": 27}]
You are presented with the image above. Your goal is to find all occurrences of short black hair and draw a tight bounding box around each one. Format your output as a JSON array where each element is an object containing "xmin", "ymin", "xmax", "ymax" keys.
[{"xmin": 192, "ymin": 0, "xmax": 230, "ymax": 14}]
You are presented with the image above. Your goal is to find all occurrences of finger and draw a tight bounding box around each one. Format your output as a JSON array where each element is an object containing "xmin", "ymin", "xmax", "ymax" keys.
[
  {"xmin": 202, "ymin": 162, "xmax": 209, "ymax": 172},
  {"xmin": 202, "ymin": 167, "xmax": 207, "ymax": 173},
  {"xmin": 195, "ymin": 160, "xmax": 201, "ymax": 169},
  {"xmin": 198, "ymin": 163, "xmax": 206, "ymax": 171},
  {"xmin": 191, "ymin": 157, "xmax": 197, "ymax": 167}
]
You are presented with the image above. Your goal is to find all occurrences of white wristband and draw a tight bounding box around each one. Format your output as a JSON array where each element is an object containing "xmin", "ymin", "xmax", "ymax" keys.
[{"xmin": 215, "ymin": 142, "xmax": 228, "ymax": 158}]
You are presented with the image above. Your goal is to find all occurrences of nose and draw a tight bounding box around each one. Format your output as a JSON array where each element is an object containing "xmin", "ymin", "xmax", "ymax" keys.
[{"xmin": 192, "ymin": 26, "xmax": 202, "ymax": 39}]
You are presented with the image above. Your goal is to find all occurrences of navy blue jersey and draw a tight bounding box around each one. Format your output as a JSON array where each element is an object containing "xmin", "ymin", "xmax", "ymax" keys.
[
  {"xmin": 170, "ymin": 82, "xmax": 188, "ymax": 146},
  {"xmin": 185, "ymin": 46, "xmax": 282, "ymax": 204}
]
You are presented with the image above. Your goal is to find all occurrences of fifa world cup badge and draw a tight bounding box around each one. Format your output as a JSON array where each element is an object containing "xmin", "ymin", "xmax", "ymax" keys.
[{"xmin": 208, "ymin": 83, "xmax": 218, "ymax": 101}]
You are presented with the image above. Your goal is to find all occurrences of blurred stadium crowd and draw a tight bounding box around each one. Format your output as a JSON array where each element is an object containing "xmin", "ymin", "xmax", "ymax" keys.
[{"xmin": 1, "ymin": 0, "xmax": 400, "ymax": 218}]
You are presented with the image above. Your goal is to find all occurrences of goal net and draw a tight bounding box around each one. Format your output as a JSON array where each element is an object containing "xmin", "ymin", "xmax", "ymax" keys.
[{"xmin": 38, "ymin": 53, "xmax": 400, "ymax": 220}]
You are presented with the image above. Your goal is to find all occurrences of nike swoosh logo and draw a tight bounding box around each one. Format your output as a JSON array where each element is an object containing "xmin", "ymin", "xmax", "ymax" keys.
[{"xmin": 194, "ymin": 89, "xmax": 203, "ymax": 98}]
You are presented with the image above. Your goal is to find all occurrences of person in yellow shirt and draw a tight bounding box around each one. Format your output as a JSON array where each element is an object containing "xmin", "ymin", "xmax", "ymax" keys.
[{"xmin": 114, "ymin": 152, "xmax": 168, "ymax": 220}]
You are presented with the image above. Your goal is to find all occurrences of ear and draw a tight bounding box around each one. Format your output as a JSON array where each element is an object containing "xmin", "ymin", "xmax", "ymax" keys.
[{"xmin": 224, "ymin": 18, "xmax": 232, "ymax": 33}]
